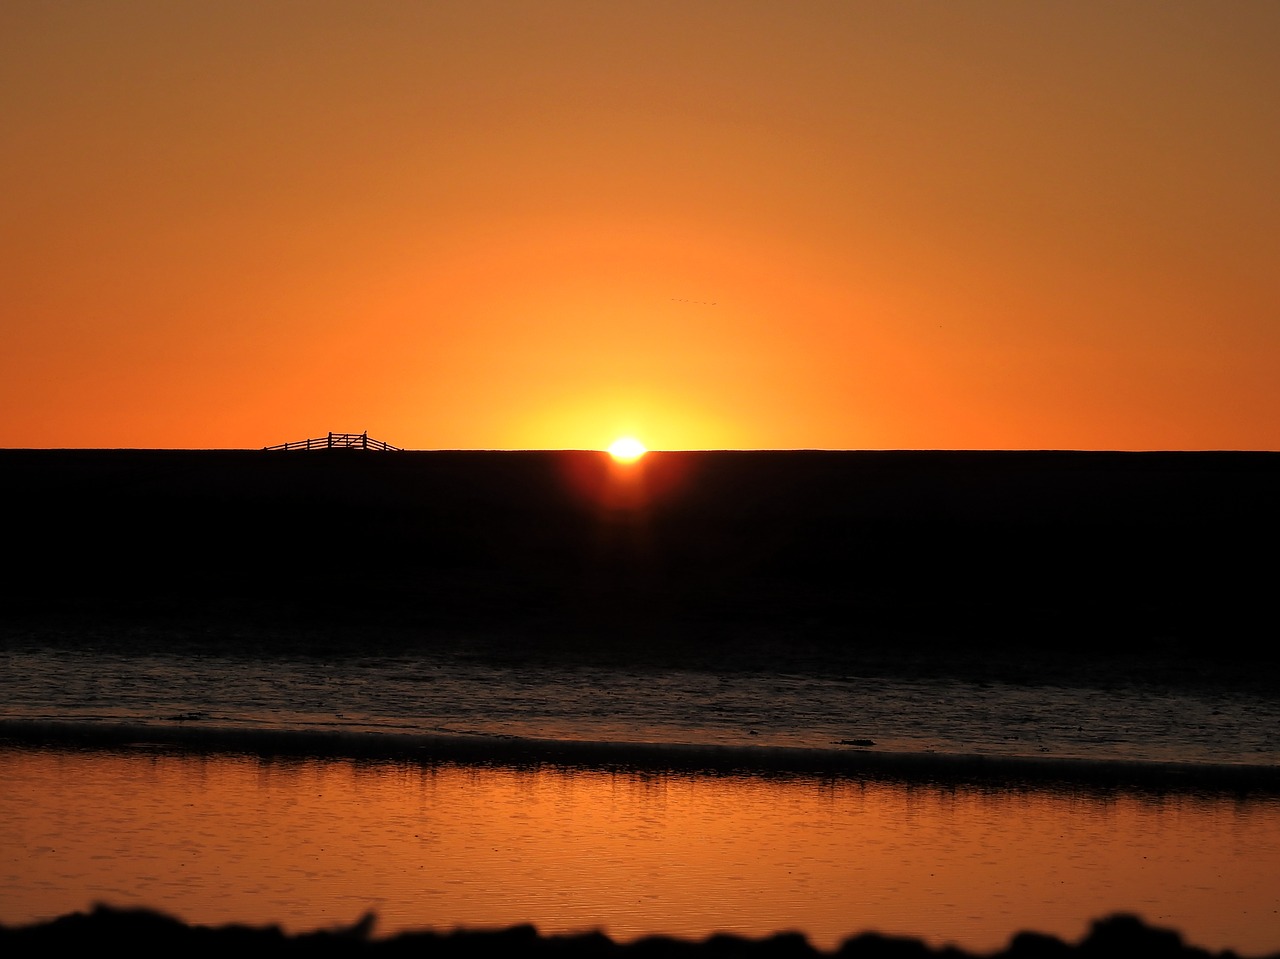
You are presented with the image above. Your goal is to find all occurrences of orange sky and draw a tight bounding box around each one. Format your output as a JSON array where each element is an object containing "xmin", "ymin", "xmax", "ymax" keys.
[{"xmin": 4, "ymin": 1, "xmax": 1278, "ymax": 451}]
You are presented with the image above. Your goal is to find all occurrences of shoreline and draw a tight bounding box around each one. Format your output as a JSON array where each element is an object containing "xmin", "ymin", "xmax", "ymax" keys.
[{"xmin": 5, "ymin": 719, "xmax": 1278, "ymax": 795}]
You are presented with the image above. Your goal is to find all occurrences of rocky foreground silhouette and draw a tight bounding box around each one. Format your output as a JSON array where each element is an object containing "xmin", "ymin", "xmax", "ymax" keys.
[{"xmin": 2, "ymin": 908, "xmax": 1275, "ymax": 958}]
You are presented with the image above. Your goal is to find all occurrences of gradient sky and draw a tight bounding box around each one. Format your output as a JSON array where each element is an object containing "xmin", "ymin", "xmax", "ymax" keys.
[{"xmin": 5, "ymin": 1, "xmax": 1278, "ymax": 451}]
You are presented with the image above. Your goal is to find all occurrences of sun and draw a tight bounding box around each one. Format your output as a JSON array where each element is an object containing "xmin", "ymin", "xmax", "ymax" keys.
[{"xmin": 607, "ymin": 436, "xmax": 648, "ymax": 463}]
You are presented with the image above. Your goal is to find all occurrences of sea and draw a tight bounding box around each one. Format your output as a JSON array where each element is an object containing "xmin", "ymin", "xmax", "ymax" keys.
[{"xmin": 2, "ymin": 449, "xmax": 1278, "ymax": 955}]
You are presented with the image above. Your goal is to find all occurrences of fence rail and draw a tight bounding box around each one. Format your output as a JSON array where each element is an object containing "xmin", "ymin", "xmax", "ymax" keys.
[{"xmin": 263, "ymin": 431, "xmax": 401, "ymax": 452}]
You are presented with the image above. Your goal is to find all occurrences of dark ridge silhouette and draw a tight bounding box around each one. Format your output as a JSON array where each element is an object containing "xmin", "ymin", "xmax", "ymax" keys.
[
  {"xmin": 0, "ymin": 907, "xmax": 1270, "ymax": 958},
  {"xmin": 2, "ymin": 448, "xmax": 1277, "ymax": 691}
]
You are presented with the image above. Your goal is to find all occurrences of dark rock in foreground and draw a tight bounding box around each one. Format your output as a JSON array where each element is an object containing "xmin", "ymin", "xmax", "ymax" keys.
[{"xmin": 1, "ymin": 908, "xmax": 1272, "ymax": 959}]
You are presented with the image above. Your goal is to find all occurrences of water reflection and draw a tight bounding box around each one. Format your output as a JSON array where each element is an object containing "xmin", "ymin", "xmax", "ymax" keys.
[{"xmin": 2, "ymin": 746, "xmax": 1278, "ymax": 954}]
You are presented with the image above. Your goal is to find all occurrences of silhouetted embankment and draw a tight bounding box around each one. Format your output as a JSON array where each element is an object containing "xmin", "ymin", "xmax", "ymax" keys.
[
  {"xmin": 3, "ymin": 449, "xmax": 1277, "ymax": 687},
  {"xmin": 2, "ymin": 907, "xmax": 1274, "ymax": 959}
]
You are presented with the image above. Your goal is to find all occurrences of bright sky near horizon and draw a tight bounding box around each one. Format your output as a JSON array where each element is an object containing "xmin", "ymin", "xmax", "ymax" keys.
[{"xmin": 4, "ymin": 1, "xmax": 1278, "ymax": 451}]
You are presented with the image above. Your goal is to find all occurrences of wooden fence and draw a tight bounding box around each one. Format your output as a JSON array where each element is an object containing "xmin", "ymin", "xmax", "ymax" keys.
[{"xmin": 262, "ymin": 431, "xmax": 401, "ymax": 451}]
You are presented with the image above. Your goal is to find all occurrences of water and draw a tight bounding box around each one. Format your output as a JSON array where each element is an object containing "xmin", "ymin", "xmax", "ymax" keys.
[
  {"xmin": 3, "ymin": 631, "xmax": 1280, "ymax": 955},
  {"xmin": 5, "ymin": 746, "xmax": 1280, "ymax": 954},
  {"xmin": 3, "ymin": 637, "xmax": 1278, "ymax": 770}
]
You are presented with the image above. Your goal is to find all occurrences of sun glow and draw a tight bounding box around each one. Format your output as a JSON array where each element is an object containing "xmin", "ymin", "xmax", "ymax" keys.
[{"xmin": 607, "ymin": 437, "xmax": 647, "ymax": 463}]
